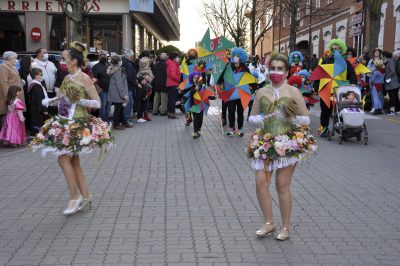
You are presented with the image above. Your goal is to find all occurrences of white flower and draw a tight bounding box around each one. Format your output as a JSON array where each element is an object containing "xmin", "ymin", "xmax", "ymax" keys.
[
  {"xmin": 48, "ymin": 128, "xmax": 56, "ymax": 136},
  {"xmin": 254, "ymin": 149, "xmax": 260, "ymax": 159},
  {"xmin": 52, "ymin": 121, "xmax": 61, "ymax": 127},
  {"xmin": 310, "ymin": 145, "xmax": 318, "ymax": 152},
  {"xmin": 80, "ymin": 136, "xmax": 91, "ymax": 145}
]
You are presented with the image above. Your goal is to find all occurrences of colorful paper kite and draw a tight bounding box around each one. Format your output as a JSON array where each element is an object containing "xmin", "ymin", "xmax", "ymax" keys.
[
  {"xmin": 184, "ymin": 85, "xmax": 215, "ymax": 114},
  {"xmin": 218, "ymin": 68, "xmax": 257, "ymax": 110},
  {"xmin": 179, "ymin": 58, "xmax": 195, "ymax": 91},
  {"xmin": 309, "ymin": 50, "xmax": 350, "ymax": 107}
]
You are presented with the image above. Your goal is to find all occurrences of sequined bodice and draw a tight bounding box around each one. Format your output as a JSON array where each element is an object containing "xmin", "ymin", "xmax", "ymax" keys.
[
  {"xmin": 260, "ymin": 96, "xmax": 297, "ymax": 135},
  {"xmin": 60, "ymin": 80, "xmax": 88, "ymax": 119}
]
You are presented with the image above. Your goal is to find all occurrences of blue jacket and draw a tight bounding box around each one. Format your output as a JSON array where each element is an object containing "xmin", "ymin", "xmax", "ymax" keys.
[{"xmin": 369, "ymin": 70, "xmax": 384, "ymax": 90}]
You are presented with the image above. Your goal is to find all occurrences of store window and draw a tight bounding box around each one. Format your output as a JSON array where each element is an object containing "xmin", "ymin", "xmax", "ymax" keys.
[
  {"xmin": 88, "ymin": 16, "xmax": 122, "ymax": 54},
  {"xmin": 135, "ymin": 23, "xmax": 140, "ymax": 57},
  {"xmin": 0, "ymin": 13, "xmax": 26, "ymax": 53},
  {"xmin": 49, "ymin": 15, "xmax": 66, "ymax": 51}
]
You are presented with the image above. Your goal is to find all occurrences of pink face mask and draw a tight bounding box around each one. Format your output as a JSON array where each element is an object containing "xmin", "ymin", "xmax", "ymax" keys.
[{"xmin": 269, "ymin": 71, "xmax": 286, "ymax": 84}]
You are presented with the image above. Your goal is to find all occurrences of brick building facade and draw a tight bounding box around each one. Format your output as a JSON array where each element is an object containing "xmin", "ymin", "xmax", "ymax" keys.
[{"xmin": 270, "ymin": 0, "xmax": 400, "ymax": 60}]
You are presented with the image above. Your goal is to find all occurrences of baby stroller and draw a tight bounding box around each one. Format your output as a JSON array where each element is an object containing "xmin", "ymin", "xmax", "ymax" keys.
[{"xmin": 327, "ymin": 86, "xmax": 368, "ymax": 145}]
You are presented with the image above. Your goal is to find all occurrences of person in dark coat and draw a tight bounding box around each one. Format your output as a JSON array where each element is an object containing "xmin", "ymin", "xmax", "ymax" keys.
[
  {"xmin": 18, "ymin": 56, "xmax": 32, "ymax": 132},
  {"xmin": 121, "ymin": 49, "xmax": 137, "ymax": 126},
  {"xmin": 28, "ymin": 68, "xmax": 48, "ymax": 136},
  {"xmin": 152, "ymin": 52, "xmax": 168, "ymax": 115},
  {"xmin": 92, "ymin": 50, "xmax": 111, "ymax": 122}
]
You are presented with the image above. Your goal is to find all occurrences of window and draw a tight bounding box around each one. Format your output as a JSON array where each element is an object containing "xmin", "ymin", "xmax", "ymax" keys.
[
  {"xmin": 282, "ymin": 15, "xmax": 286, "ymax": 27},
  {"xmin": 306, "ymin": 0, "xmax": 311, "ymax": 15},
  {"xmin": 296, "ymin": 8, "xmax": 301, "ymax": 21},
  {"xmin": 316, "ymin": 0, "xmax": 320, "ymax": 9},
  {"xmin": 326, "ymin": 0, "xmax": 332, "ymax": 4}
]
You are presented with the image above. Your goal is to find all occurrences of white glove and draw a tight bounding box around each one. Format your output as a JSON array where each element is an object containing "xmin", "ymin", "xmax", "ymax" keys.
[
  {"xmin": 293, "ymin": 115, "xmax": 310, "ymax": 126},
  {"xmin": 17, "ymin": 111, "xmax": 25, "ymax": 122},
  {"xmin": 42, "ymin": 97, "xmax": 60, "ymax": 108},
  {"xmin": 77, "ymin": 99, "xmax": 101, "ymax": 109}
]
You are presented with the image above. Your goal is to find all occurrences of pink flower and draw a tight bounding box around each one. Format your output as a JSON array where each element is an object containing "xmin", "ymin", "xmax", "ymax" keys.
[
  {"xmin": 261, "ymin": 153, "xmax": 267, "ymax": 160},
  {"xmin": 263, "ymin": 142, "xmax": 270, "ymax": 150},
  {"xmin": 62, "ymin": 135, "xmax": 70, "ymax": 146},
  {"xmin": 54, "ymin": 128, "xmax": 63, "ymax": 137}
]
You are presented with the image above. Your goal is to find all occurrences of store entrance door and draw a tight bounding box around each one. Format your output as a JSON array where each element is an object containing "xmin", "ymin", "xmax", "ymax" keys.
[{"xmin": 0, "ymin": 13, "xmax": 26, "ymax": 53}]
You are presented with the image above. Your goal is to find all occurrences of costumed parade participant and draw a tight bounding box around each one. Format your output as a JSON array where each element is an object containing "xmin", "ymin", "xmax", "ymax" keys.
[
  {"xmin": 183, "ymin": 48, "xmax": 200, "ymax": 126},
  {"xmin": 288, "ymin": 70, "xmax": 318, "ymax": 110},
  {"xmin": 288, "ymin": 51, "xmax": 303, "ymax": 76},
  {"xmin": 247, "ymin": 52, "xmax": 317, "ymax": 241},
  {"xmin": 184, "ymin": 71, "xmax": 213, "ymax": 139},
  {"xmin": 31, "ymin": 42, "xmax": 113, "ymax": 215},
  {"xmin": 316, "ymin": 39, "xmax": 357, "ymax": 138},
  {"xmin": 218, "ymin": 47, "xmax": 252, "ymax": 137}
]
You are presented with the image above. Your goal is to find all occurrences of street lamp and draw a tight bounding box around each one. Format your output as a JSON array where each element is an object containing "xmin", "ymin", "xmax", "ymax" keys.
[{"xmin": 260, "ymin": 34, "xmax": 265, "ymax": 57}]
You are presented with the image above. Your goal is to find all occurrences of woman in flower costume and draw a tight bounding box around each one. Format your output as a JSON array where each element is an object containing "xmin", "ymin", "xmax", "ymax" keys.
[
  {"xmin": 247, "ymin": 53, "xmax": 317, "ymax": 241},
  {"xmin": 31, "ymin": 42, "xmax": 113, "ymax": 216}
]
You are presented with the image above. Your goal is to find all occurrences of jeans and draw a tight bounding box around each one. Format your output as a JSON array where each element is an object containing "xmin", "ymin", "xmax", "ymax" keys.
[
  {"xmin": 99, "ymin": 91, "xmax": 111, "ymax": 122},
  {"xmin": 167, "ymin": 86, "xmax": 178, "ymax": 114},
  {"xmin": 227, "ymin": 99, "xmax": 244, "ymax": 129},
  {"xmin": 123, "ymin": 90, "xmax": 134, "ymax": 121},
  {"xmin": 371, "ymin": 87, "xmax": 384, "ymax": 109},
  {"xmin": 153, "ymin": 92, "xmax": 168, "ymax": 114}
]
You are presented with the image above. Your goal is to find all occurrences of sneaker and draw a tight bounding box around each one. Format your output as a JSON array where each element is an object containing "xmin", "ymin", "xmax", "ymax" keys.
[
  {"xmin": 369, "ymin": 108, "xmax": 375, "ymax": 114},
  {"xmin": 192, "ymin": 132, "xmax": 199, "ymax": 139},
  {"xmin": 137, "ymin": 118, "xmax": 147, "ymax": 123},
  {"xmin": 387, "ymin": 111, "xmax": 396, "ymax": 116},
  {"xmin": 123, "ymin": 121, "xmax": 134, "ymax": 128},
  {"xmin": 236, "ymin": 129, "xmax": 244, "ymax": 137},
  {"xmin": 226, "ymin": 128, "xmax": 234, "ymax": 136},
  {"xmin": 320, "ymin": 128, "xmax": 329, "ymax": 138}
]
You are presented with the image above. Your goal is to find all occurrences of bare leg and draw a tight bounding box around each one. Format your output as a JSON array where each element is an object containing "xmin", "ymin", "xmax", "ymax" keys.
[
  {"xmin": 58, "ymin": 155, "xmax": 79, "ymax": 200},
  {"xmin": 255, "ymin": 170, "xmax": 274, "ymax": 223},
  {"xmin": 275, "ymin": 164, "xmax": 296, "ymax": 229},
  {"xmin": 71, "ymin": 156, "xmax": 90, "ymax": 199}
]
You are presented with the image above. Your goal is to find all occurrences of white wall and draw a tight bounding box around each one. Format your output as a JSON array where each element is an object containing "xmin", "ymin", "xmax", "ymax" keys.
[
  {"xmin": 394, "ymin": 0, "xmax": 400, "ymax": 50},
  {"xmin": 378, "ymin": 2, "xmax": 388, "ymax": 49}
]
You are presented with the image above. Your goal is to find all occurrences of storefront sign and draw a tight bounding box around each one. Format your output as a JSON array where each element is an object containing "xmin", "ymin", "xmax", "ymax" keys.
[
  {"xmin": 349, "ymin": 13, "xmax": 363, "ymax": 27},
  {"xmin": 349, "ymin": 24, "xmax": 363, "ymax": 37},
  {"xmin": 129, "ymin": 0, "xmax": 154, "ymax": 13},
  {"xmin": 0, "ymin": 0, "xmax": 129, "ymax": 14},
  {"xmin": 31, "ymin": 27, "xmax": 41, "ymax": 41}
]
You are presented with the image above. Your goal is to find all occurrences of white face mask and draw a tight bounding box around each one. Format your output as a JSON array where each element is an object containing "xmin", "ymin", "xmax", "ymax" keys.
[
  {"xmin": 118, "ymin": 61, "xmax": 123, "ymax": 67},
  {"xmin": 175, "ymin": 57, "xmax": 180, "ymax": 63},
  {"xmin": 43, "ymin": 53, "xmax": 49, "ymax": 61},
  {"xmin": 233, "ymin": 57, "xmax": 240, "ymax": 63}
]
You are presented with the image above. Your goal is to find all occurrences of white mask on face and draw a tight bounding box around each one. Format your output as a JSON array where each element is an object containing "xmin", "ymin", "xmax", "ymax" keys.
[
  {"xmin": 175, "ymin": 57, "xmax": 180, "ymax": 63},
  {"xmin": 118, "ymin": 61, "xmax": 123, "ymax": 67},
  {"xmin": 43, "ymin": 53, "xmax": 49, "ymax": 61},
  {"xmin": 233, "ymin": 57, "xmax": 240, "ymax": 63}
]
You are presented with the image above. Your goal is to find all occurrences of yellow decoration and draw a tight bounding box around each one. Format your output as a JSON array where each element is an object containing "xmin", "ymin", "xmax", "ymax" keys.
[
  {"xmin": 199, "ymin": 45, "xmax": 212, "ymax": 57},
  {"xmin": 180, "ymin": 58, "xmax": 189, "ymax": 75},
  {"xmin": 238, "ymin": 72, "xmax": 258, "ymax": 86},
  {"xmin": 193, "ymin": 91, "xmax": 201, "ymax": 101}
]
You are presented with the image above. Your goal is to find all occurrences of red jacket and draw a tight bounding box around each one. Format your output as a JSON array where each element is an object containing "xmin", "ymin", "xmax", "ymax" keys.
[{"xmin": 166, "ymin": 59, "xmax": 180, "ymax": 87}]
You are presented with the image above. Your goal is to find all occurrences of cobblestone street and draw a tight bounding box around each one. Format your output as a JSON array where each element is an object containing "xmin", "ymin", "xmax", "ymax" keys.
[{"xmin": 1, "ymin": 105, "xmax": 400, "ymax": 266}]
